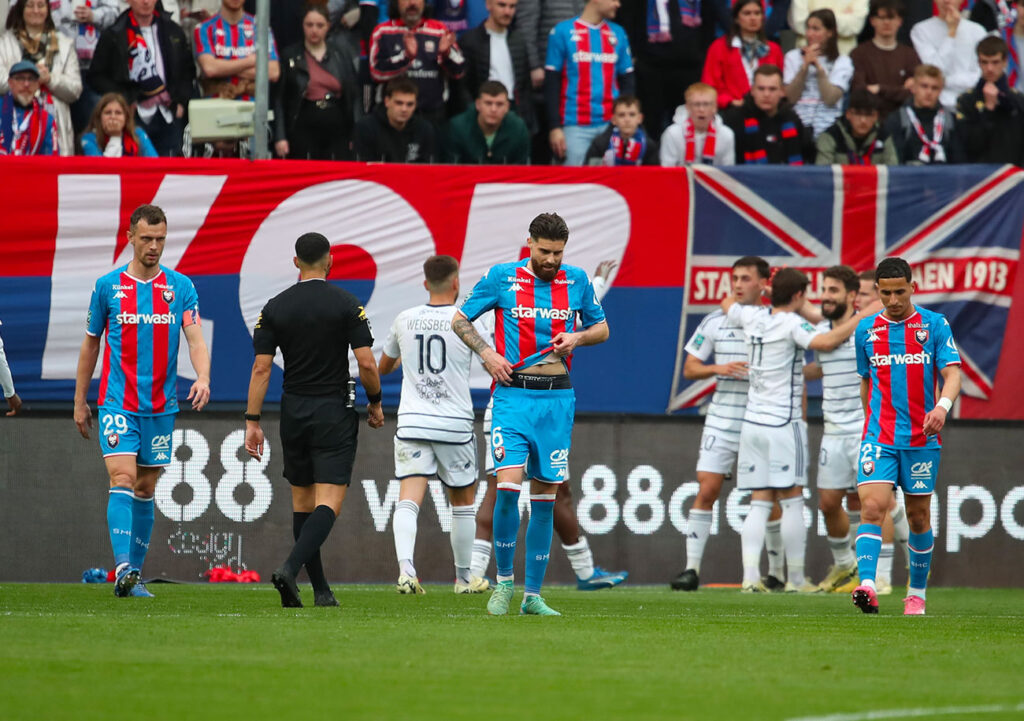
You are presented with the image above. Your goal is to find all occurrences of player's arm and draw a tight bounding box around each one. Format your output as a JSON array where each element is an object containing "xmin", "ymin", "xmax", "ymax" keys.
[
  {"xmin": 183, "ymin": 324, "xmax": 211, "ymax": 411},
  {"xmin": 803, "ymin": 360, "xmax": 823, "ymax": 381},
  {"xmin": 808, "ymin": 307, "xmax": 874, "ymax": 351},
  {"xmin": 797, "ymin": 298, "xmax": 823, "ymax": 324},
  {"xmin": 244, "ymin": 353, "xmax": 273, "ymax": 461},
  {"xmin": 552, "ymin": 319, "xmax": 609, "ymax": 358},
  {"xmin": 452, "ymin": 310, "xmax": 513, "ymax": 384},
  {"xmin": 354, "ymin": 345, "xmax": 385, "ymax": 429},
  {"xmin": 196, "ymin": 52, "xmax": 257, "ymax": 80},
  {"xmin": 73, "ymin": 334, "xmax": 101, "ymax": 438},
  {"xmin": 378, "ymin": 352, "xmax": 401, "ymax": 376},
  {"xmin": 923, "ymin": 364, "xmax": 962, "ymax": 436}
]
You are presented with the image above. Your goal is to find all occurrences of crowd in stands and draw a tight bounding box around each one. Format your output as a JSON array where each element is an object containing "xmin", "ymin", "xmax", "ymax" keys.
[{"xmin": 1, "ymin": 0, "xmax": 1023, "ymax": 166}]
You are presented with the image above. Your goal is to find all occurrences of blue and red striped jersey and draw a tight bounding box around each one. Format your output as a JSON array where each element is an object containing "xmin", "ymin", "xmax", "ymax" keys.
[
  {"xmin": 545, "ymin": 18, "xmax": 633, "ymax": 128},
  {"xmin": 460, "ymin": 259, "xmax": 606, "ymax": 370},
  {"xmin": 194, "ymin": 12, "xmax": 278, "ymax": 100},
  {"xmin": 856, "ymin": 306, "xmax": 961, "ymax": 449},
  {"xmin": 87, "ymin": 265, "xmax": 201, "ymax": 416}
]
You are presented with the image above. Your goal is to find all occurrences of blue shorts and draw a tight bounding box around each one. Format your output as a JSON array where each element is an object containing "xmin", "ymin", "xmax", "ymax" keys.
[
  {"xmin": 98, "ymin": 409, "xmax": 176, "ymax": 467},
  {"xmin": 489, "ymin": 386, "xmax": 575, "ymax": 483},
  {"xmin": 857, "ymin": 441, "xmax": 941, "ymax": 495}
]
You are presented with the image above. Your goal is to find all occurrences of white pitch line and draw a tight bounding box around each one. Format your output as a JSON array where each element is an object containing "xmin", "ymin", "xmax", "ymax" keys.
[{"xmin": 786, "ymin": 702, "xmax": 1024, "ymax": 721}]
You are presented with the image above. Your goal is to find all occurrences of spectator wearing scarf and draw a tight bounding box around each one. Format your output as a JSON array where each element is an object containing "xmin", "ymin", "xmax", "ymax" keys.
[
  {"xmin": 885, "ymin": 63, "xmax": 961, "ymax": 163},
  {"xmin": 723, "ymin": 64, "xmax": 810, "ymax": 164},
  {"xmin": 88, "ymin": 0, "xmax": 194, "ymax": 156},
  {"xmin": 660, "ymin": 81, "xmax": 735, "ymax": 165},
  {"xmin": 702, "ymin": 0, "xmax": 783, "ymax": 109},
  {"xmin": 0, "ymin": 0, "xmax": 82, "ymax": 155},
  {"xmin": 954, "ymin": 34, "xmax": 1024, "ymax": 164},
  {"xmin": 584, "ymin": 95, "xmax": 660, "ymax": 165},
  {"xmin": 0, "ymin": 59, "xmax": 58, "ymax": 154},
  {"xmin": 80, "ymin": 91, "xmax": 157, "ymax": 156},
  {"xmin": 815, "ymin": 87, "xmax": 898, "ymax": 164}
]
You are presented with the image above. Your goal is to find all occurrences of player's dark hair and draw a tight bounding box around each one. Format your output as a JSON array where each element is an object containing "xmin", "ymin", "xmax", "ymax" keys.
[
  {"xmin": 824, "ymin": 265, "xmax": 859, "ymax": 293},
  {"xmin": 875, "ymin": 257, "xmax": 912, "ymax": 283},
  {"xmin": 733, "ymin": 256, "xmax": 771, "ymax": 279},
  {"xmin": 423, "ymin": 254, "xmax": 459, "ymax": 289},
  {"xmin": 977, "ymin": 35, "xmax": 1008, "ymax": 60},
  {"xmin": 478, "ymin": 80, "xmax": 510, "ymax": 99},
  {"xmin": 770, "ymin": 267, "xmax": 809, "ymax": 307},
  {"xmin": 129, "ymin": 204, "xmax": 167, "ymax": 232},
  {"xmin": 847, "ymin": 88, "xmax": 879, "ymax": 114},
  {"xmin": 529, "ymin": 213, "xmax": 570, "ymax": 243},
  {"xmin": 295, "ymin": 232, "xmax": 331, "ymax": 265},
  {"xmin": 858, "ymin": 269, "xmax": 875, "ymax": 282},
  {"xmin": 868, "ymin": 0, "xmax": 904, "ymax": 19},
  {"xmin": 385, "ymin": 77, "xmax": 419, "ymax": 98}
]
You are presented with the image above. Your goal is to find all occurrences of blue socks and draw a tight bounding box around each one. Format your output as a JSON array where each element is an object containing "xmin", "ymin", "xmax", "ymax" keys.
[
  {"xmin": 855, "ymin": 523, "xmax": 883, "ymax": 585},
  {"xmin": 493, "ymin": 482, "xmax": 521, "ymax": 579},
  {"xmin": 524, "ymin": 494, "xmax": 555, "ymax": 595},
  {"xmin": 130, "ymin": 495, "xmax": 155, "ymax": 572},
  {"xmin": 908, "ymin": 529, "xmax": 934, "ymax": 597},
  {"xmin": 107, "ymin": 489, "xmax": 134, "ymax": 567}
]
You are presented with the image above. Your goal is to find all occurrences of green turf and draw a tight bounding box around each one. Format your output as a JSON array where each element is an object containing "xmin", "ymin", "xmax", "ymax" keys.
[{"xmin": 2, "ymin": 584, "xmax": 1023, "ymax": 721}]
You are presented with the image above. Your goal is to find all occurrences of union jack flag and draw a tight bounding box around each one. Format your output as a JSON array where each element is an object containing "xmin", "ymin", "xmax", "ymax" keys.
[{"xmin": 669, "ymin": 165, "xmax": 1024, "ymax": 412}]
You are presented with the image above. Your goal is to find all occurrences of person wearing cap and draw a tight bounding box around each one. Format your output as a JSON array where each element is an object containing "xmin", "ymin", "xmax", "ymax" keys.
[{"xmin": 1, "ymin": 59, "xmax": 58, "ymax": 154}]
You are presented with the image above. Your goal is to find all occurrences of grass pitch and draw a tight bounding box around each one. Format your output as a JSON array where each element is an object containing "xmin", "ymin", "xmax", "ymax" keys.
[{"xmin": 2, "ymin": 584, "xmax": 1023, "ymax": 721}]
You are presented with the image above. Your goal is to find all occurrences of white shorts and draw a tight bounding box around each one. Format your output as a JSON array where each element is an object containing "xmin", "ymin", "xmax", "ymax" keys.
[
  {"xmin": 736, "ymin": 420, "xmax": 808, "ymax": 490},
  {"xmin": 483, "ymin": 400, "xmax": 494, "ymax": 475},
  {"xmin": 394, "ymin": 437, "xmax": 478, "ymax": 488},
  {"xmin": 817, "ymin": 434, "xmax": 859, "ymax": 491},
  {"xmin": 695, "ymin": 428, "xmax": 740, "ymax": 475}
]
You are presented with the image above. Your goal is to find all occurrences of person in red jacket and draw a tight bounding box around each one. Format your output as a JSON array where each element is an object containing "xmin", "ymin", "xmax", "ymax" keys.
[{"xmin": 701, "ymin": 0, "xmax": 784, "ymax": 109}]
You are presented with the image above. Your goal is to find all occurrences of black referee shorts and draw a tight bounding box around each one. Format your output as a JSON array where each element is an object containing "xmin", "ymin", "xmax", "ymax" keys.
[{"xmin": 280, "ymin": 392, "xmax": 358, "ymax": 487}]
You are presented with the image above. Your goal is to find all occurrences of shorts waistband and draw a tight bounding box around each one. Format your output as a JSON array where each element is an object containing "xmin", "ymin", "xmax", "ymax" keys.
[{"xmin": 508, "ymin": 372, "xmax": 572, "ymax": 390}]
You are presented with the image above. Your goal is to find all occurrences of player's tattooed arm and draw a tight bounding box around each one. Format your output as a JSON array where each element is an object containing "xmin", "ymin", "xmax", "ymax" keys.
[{"xmin": 452, "ymin": 313, "xmax": 492, "ymax": 355}]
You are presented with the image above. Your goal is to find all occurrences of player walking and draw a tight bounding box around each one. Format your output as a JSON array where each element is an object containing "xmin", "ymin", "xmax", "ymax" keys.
[
  {"xmin": 74, "ymin": 204, "xmax": 211, "ymax": 598},
  {"xmin": 378, "ymin": 255, "xmax": 488, "ymax": 595},
  {"xmin": 852, "ymin": 258, "xmax": 961, "ymax": 615},
  {"xmin": 453, "ymin": 212, "xmax": 609, "ymax": 616},
  {"xmin": 672, "ymin": 256, "xmax": 769, "ymax": 591}
]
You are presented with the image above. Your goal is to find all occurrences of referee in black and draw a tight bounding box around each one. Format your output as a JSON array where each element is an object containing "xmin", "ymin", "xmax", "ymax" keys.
[{"xmin": 244, "ymin": 232, "xmax": 385, "ymax": 608}]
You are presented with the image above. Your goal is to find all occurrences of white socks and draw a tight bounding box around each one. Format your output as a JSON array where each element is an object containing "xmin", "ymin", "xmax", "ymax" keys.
[
  {"xmin": 765, "ymin": 519, "xmax": 785, "ymax": 580},
  {"xmin": 780, "ymin": 496, "xmax": 807, "ymax": 587},
  {"xmin": 828, "ymin": 532, "xmax": 855, "ymax": 567},
  {"xmin": 393, "ymin": 499, "xmax": 419, "ymax": 577},
  {"xmin": 562, "ymin": 536, "xmax": 595, "ymax": 581},
  {"xmin": 451, "ymin": 506, "xmax": 475, "ymax": 584},
  {"xmin": 742, "ymin": 501, "xmax": 773, "ymax": 584},
  {"xmin": 685, "ymin": 509, "xmax": 713, "ymax": 574},
  {"xmin": 877, "ymin": 542, "xmax": 895, "ymax": 582},
  {"xmin": 470, "ymin": 538, "xmax": 491, "ymax": 579},
  {"xmin": 891, "ymin": 504, "xmax": 910, "ymax": 566}
]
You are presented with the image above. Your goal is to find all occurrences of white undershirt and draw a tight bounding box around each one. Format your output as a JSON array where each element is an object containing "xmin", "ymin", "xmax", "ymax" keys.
[
  {"xmin": 486, "ymin": 27, "xmax": 515, "ymax": 101},
  {"xmin": 136, "ymin": 25, "xmax": 172, "ymax": 123}
]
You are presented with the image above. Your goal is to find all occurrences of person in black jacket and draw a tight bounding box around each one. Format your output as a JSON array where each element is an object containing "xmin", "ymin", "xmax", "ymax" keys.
[
  {"xmin": 458, "ymin": 0, "xmax": 536, "ymax": 130},
  {"xmin": 723, "ymin": 65, "xmax": 812, "ymax": 164},
  {"xmin": 353, "ymin": 76, "xmax": 437, "ymax": 161},
  {"xmin": 87, "ymin": 0, "xmax": 194, "ymax": 157},
  {"xmin": 955, "ymin": 35, "xmax": 1024, "ymax": 166},
  {"xmin": 583, "ymin": 95, "xmax": 659, "ymax": 165},
  {"xmin": 274, "ymin": 4, "xmax": 359, "ymax": 160}
]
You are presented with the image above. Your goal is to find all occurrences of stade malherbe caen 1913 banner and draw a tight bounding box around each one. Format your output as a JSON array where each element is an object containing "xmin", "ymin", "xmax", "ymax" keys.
[{"xmin": 1, "ymin": 158, "xmax": 1023, "ymax": 585}]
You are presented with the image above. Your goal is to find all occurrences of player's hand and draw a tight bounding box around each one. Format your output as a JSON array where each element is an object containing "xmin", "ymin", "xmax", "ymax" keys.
[
  {"xmin": 188, "ymin": 380, "xmax": 211, "ymax": 411},
  {"xmin": 594, "ymin": 260, "xmax": 618, "ymax": 281},
  {"xmin": 717, "ymin": 361, "xmax": 748, "ymax": 379},
  {"xmin": 549, "ymin": 128, "xmax": 566, "ymax": 159},
  {"xmin": 5, "ymin": 393, "xmax": 22, "ymax": 416},
  {"xmin": 367, "ymin": 402, "xmax": 385, "ymax": 428},
  {"xmin": 551, "ymin": 331, "xmax": 580, "ymax": 358},
  {"xmin": 245, "ymin": 423, "xmax": 264, "ymax": 460},
  {"xmin": 74, "ymin": 402, "xmax": 92, "ymax": 438},
  {"xmin": 923, "ymin": 405, "xmax": 948, "ymax": 436},
  {"xmin": 403, "ymin": 30, "xmax": 418, "ymax": 58},
  {"xmin": 481, "ymin": 348, "xmax": 513, "ymax": 385}
]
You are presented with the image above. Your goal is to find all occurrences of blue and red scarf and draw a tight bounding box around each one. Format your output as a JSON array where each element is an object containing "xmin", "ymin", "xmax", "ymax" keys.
[
  {"xmin": 607, "ymin": 126, "xmax": 648, "ymax": 165},
  {"xmin": 647, "ymin": 0, "xmax": 702, "ymax": 43},
  {"xmin": 0, "ymin": 93, "xmax": 50, "ymax": 156}
]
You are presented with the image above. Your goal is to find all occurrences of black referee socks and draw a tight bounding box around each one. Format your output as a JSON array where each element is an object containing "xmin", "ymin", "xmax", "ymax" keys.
[{"xmin": 282, "ymin": 505, "xmax": 337, "ymax": 579}]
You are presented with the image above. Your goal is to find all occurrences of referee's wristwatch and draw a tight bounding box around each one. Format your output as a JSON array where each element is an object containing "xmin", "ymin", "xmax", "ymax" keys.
[{"xmin": 244, "ymin": 413, "xmax": 261, "ymax": 422}]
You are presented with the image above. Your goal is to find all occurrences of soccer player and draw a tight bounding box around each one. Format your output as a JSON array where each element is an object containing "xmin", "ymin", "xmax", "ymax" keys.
[
  {"xmin": 672, "ymin": 256, "xmax": 769, "ymax": 592},
  {"xmin": 74, "ymin": 204, "xmax": 211, "ymax": 598},
  {"xmin": 0, "ymin": 319, "xmax": 22, "ymax": 415},
  {"xmin": 470, "ymin": 260, "xmax": 627, "ymax": 591},
  {"xmin": 723, "ymin": 268, "xmax": 875, "ymax": 593},
  {"xmin": 852, "ymin": 257, "xmax": 961, "ymax": 615},
  {"xmin": 377, "ymin": 255, "xmax": 488, "ymax": 595},
  {"xmin": 453, "ymin": 212, "xmax": 609, "ymax": 616}
]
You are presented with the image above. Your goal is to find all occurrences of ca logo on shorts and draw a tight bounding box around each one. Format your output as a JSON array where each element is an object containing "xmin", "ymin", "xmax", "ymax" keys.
[
  {"xmin": 493, "ymin": 446, "xmax": 505, "ymax": 462},
  {"xmin": 862, "ymin": 460, "xmax": 874, "ymax": 476},
  {"xmin": 107, "ymin": 433, "xmax": 119, "ymax": 449}
]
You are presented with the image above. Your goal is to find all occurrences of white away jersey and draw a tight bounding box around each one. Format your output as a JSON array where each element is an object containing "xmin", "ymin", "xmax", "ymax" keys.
[
  {"xmin": 383, "ymin": 304, "xmax": 474, "ymax": 443},
  {"xmin": 727, "ymin": 304, "xmax": 819, "ymax": 427},
  {"xmin": 814, "ymin": 319, "xmax": 863, "ymax": 436},
  {"xmin": 684, "ymin": 309, "xmax": 749, "ymax": 439}
]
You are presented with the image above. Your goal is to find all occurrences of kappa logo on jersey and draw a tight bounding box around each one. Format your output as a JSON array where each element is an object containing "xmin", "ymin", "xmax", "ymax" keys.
[
  {"xmin": 508, "ymin": 283, "xmax": 525, "ymax": 292},
  {"xmin": 862, "ymin": 460, "xmax": 874, "ymax": 476},
  {"xmin": 151, "ymin": 434, "xmax": 172, "ymax": 452},
  {"xmin": 113, "ymin": 291, "xmax": 128, "ymax": 299},
  {"xmin": 107, "ymin": 433, "xmax": 119, "ymax": 449},
  {"xmin": 162, "ymin": 289, "xmax": 175, "ymax": 304},
  {"xmin": 910, "ymin": 461, "xmax": 933, "ymax": 479},
  {"xmin": 117, "ymin": 312, "xmax": 177, "ymax": 325},
  {"xmin": 869, "ymin": 351, "xmax": 932, "ymax": 367},
  {"xmin": 510, "ymin": 306, "xmax": 574, "ymax": 320},
  {"xmin": 912, "ymin": 481, "xmax": 928, "ymax": 490},
  {"xmin": 866, "ymin": 327, "xmax": 883, "ymax": 343},
  {"xmin": 154, "ymin": 452, "xmax": 169, "ymax": 461},
  {"xmin": 915, "ymin": 329, "xmax": 929, "ymax": 343}
]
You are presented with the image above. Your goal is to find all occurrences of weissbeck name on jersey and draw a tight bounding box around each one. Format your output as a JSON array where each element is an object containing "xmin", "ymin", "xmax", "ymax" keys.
[
  {"xmin": 87, "ymin": 266, "xmax": 201, "ymax": 416},
  {"xmin": 855, "ymin": 308, "xmax": 961, "ymax": 449},
  {"xmin": 460, "ymin": 259, "xmax": 605, "ymax": 370}
]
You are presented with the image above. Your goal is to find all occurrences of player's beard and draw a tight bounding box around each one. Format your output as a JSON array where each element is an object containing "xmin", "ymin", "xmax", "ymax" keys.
[
  {"xmin": 531, "ymin": 258, "xmax": 561, "ymax": 282},
  {"xmin": 822, "ymin": 300, "xmax": 847, "ymax": 321}
]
